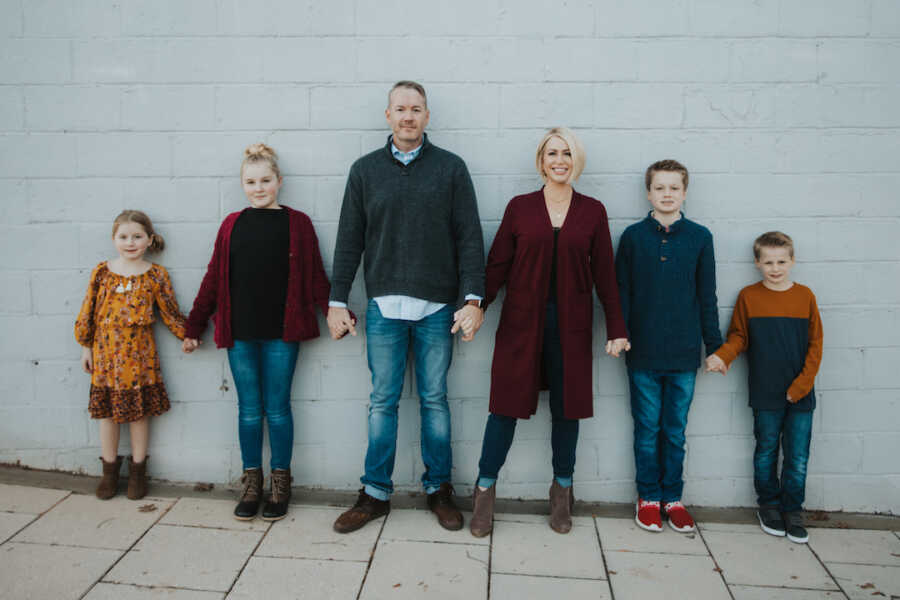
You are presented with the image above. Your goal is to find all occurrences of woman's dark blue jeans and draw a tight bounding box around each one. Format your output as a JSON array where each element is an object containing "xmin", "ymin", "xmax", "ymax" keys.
[
  {"xmin": 477, "ymin": 302, "xmax": 578, "ymax": 488},
  {"xmin": 227, "ymin": 339, "xmax": 299, "ymax": 471},
  {"xmin": 753, "ymin": 406, "xmax": 813, "ymax": 513}
]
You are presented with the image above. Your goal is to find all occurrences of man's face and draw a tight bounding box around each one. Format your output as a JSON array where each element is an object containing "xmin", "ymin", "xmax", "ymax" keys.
[{"xmin": 385, "ymin": 87, "xmax": 429, "ymax": 151}]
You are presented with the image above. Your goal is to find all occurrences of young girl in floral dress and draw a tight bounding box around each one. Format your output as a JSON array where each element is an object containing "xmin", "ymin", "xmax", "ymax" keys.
[{"xmin": 75, "ymin": 210, "xmax": 186, "ymax": 500}]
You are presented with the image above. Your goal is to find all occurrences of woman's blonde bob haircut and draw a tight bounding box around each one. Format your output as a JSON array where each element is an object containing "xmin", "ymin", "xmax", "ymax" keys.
[{"xmin": 535, "ymin": 127, "xmax": 585, "ymax": 184}]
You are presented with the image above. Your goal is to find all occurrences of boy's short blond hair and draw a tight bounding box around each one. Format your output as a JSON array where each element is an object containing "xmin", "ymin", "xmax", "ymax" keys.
[
  {"xmin": 753, "ymin": 231, "xmax": 794, "ymax": 260},
  {"xmin": 535, "ymin": 127, "xmax": 585, "ymax": 184},
  {"xmin": 645, "ymin": 159, "xmax": 689, "ymax": 191}
]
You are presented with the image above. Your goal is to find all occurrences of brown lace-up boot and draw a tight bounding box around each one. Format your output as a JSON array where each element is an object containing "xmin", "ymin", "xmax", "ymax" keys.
[
  {"xmin": 96, "ymin": 456, "xmax": 123, "ymax": 500},
  {"xmin": 234, "ymin": 468, "xmax": 263, "ymax": 520},
  {"xmin": 261, "ymin": 468, "xmax": 292, "ymax": 521},
  {"xmin": 126, "ymin": 455, "xmax": 149, "ymax": 500},
  {"xmin": 549, "ymin": 480, "xmax": 574, "ymax": 534}
]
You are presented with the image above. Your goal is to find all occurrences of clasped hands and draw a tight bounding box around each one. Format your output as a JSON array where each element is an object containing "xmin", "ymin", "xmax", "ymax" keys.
[{"xmin": 451, "ymin": 304, "xmax": 484, "ymax": 342}]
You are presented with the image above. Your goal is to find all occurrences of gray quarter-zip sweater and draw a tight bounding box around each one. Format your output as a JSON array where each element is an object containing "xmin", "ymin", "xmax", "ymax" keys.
[{"xmin": 329, "ymin": 134, "xmax": 485, "ymax": 306}]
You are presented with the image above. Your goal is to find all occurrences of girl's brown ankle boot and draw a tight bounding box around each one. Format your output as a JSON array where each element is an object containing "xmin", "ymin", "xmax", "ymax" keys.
[
  {"xmin": 126, "ymin": 455, "xmax": 149, "ymax": 500},
  {"xmin": 96, "ymin": 456, "xmax": 123, "ymax": 500}
]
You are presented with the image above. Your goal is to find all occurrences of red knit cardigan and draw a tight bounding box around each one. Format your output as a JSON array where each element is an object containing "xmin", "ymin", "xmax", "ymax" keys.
[{"xmin": 185, "ymin": 206, "xmax": 332, "ymax": 348}]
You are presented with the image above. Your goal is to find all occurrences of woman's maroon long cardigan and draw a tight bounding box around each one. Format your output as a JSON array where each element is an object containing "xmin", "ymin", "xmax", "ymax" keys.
[
  {"xmin": 184, "ymin": 205, "xmax": 332, "ymax": 348},
  {"xmin": 484, "ymin": 189, "xmax": 627, "ymax": 420}
]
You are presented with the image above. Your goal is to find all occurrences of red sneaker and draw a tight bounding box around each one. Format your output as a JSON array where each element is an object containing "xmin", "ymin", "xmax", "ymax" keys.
[
  {"xmin": 635, "ymin": 498, "xmax": 662, "ymax": 532},
  {"xmin": 663, "ymin": 501, "xmax": 695, "ymax": 533}
]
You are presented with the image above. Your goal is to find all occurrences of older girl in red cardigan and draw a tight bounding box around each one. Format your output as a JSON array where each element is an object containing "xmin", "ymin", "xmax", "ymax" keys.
[
  {"xmin": 183, "ymin": 143, "xmax": 334, "ymax": 521},
  {"xmin": 469, "ymin": 128, "xmax": 629, "ymax": 537}
]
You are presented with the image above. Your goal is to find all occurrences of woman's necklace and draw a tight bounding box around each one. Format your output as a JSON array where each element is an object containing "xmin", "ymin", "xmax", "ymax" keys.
[{"xmin": 545, "ymin": 192, "xmax": 571, "ymax": 222}]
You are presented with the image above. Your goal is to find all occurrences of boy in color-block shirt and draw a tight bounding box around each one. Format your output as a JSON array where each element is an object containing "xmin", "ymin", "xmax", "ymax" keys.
[{"xmin": 707, "ymin": 231, "xmax": 823, "ymax": 544}]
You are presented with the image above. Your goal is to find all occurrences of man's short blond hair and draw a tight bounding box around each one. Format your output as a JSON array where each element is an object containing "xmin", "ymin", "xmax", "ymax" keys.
[
  {"xmin": 388, "ymin": 80, "xmax": 427, "ymax": 108},
  {"xmin": 535, "ymin": 127, "xmax": 585, "ymax": 184}
]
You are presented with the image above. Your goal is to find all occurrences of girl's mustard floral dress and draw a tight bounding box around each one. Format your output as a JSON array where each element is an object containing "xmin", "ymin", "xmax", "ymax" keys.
[{"xmin": 75, "ymin": 262, "xmax": 186, "ymax": 423}]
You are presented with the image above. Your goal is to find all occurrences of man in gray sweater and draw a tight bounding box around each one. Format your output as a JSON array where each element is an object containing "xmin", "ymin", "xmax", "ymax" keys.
[{"xmin": 328, "ymin": 81, "xmax": 486, "ymax": 533}]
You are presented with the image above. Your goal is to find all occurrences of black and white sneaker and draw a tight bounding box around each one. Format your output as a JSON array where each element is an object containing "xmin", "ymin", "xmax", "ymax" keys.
[
  {"xmin": 757, "ymin": 506, "xmax": 786, "ymax": 537},
  {"xmin": 784, "ymin": 511, "xmax": 809, "ymax": 544}
]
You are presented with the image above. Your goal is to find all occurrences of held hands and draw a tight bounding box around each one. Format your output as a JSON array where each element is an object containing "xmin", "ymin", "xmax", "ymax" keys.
[
  {"xmin": 705, "ymin": 354, "xmax": 728, "ymax": 375},
  {"xmin": 182, "ymin": 338, "xmax": 201, "ymax": 353},
  {"xmin": 605, "ymin": 338, "xmax": 630, "ymax": 357},
  {"xmin": 451, "ymin": 304, "xmax": 484, "ymax": 342},
  {"xmin": 80, "ymin": 346, "xmax": 93, "ymax": 374},
  {"xmin": 327, "ymin": 307, "xmax": 357, "ymax": 339}
]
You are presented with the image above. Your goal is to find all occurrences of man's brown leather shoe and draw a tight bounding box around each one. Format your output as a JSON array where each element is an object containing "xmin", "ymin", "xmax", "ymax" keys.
[
  {"xmin": 427, "ymin": 482, "xmax": 464, "ymax": 531},
  {"xmin": 333, "ymin": 488, "xmax": 390, "ymax": 534}
]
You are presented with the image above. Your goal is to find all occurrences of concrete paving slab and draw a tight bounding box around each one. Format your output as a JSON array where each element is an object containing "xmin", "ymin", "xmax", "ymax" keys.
[
  {"xmin": 159, "ymin": 497, "xmax": 269, "ymax": 532},
  {"xmin": 809, "ymin": 528, "xmax": 900, "ymax": 566},
  {"xmin": 703, "ymin": 530, "xmax": 839, "ymax": 590},
  {"xmin": 490, "ymin": 516, "xmax": 605, "ymax": 579},
  {"xmin": 0, "ymin": 483, "xmax": 69, "ymax": 514},
  {"xmin": 827, "ymin": 563, "xmax": 900, "ymax": 600},
  {"xmin": 12, "ymin": 494, "xmax": 172, "ymax": 550},
  {"xmin": 490, "ymin": 573, "xmax": 612, "ymax": 599},
  {"xmin": 700, "ymin": 521, "xmax": 766, "ymax": 535},
  {"xmin": 605, "ymin": 551, "xmax": 731, "ymax": 600},
  {"xmin": 729, "ymin": 585, "xmax": 845, "ymax": 599},
  {"xmin": 104, "ymin": 525, "xmax": 262, "ymax": 592},
  {"xmin": 0, "ymin": 512, "xmax": 34, "ymax": 543},
  {"xmin": 361, "ymin": 539, "xmax": 488, "ymax": 600},
  {"xmin": 596, "ymin": 516, "xmax": 710, "ymax": 555},
  {"xmin": 255, "ymin": 504, "xmax": 381, "ymax": 562},
  {"xmin": 381, "ymin": 508, "xmax": 485, "ymax": 545},
  {"xmin": 228, "ymin": 556, "xmax": 366, "ymax": 599},
  {"xmin": 83, "ymin": 583, "xmax": 223, "ymax": 599},
  {"xmin": 494, "ymin": 512, "xmax": 549, "ymax": 524},
  {"xmin": 0, "ymin": 542, "xmax": 121, "ymax": 600}
]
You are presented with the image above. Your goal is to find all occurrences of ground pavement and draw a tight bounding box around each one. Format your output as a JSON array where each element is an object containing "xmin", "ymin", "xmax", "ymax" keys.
[{"xmin": 0, "ymin": 476, "xmax": 898, "ymax": 599}]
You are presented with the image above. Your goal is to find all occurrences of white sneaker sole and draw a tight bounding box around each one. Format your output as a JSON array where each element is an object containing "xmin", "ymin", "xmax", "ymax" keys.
[
  {"xmin": 757, "ymin": 512, "xmax": 786, "ymax": 537},
  {"xmin": 635, "ymin": 503, "xmax": 663, "ymax": 532},
  {"xmin": 667, "ymin": 519, "xmax": 695, "ymax": 533},
  {"xmin": 787, "ymin": 531, "xmax": 809, "ymax": 544}
]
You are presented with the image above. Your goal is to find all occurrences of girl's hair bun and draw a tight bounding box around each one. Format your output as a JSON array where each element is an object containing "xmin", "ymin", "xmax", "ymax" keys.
[
  {"xmin": 244, "ymin": 143, "xmax": 277, "ymax": 160},
  {"xmin": 241, "ymin": 142, "xmax": 281, "ymax": 178}
]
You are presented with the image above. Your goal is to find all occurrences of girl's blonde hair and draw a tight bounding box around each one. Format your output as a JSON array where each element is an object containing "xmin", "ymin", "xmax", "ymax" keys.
[
  {"xmin": 241, "ymin": 142, "xmax": 280, "ymax": 178},
  {"xmin": 112, "ymin": 210, "xmax": 164, "ymax": 253},
  {"xmin": 535, "ymin": 127, "xmax": 585, "ymax": 184}
]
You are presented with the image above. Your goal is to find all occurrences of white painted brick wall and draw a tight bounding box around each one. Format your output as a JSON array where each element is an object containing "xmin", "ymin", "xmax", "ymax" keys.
[{"xmin": 1, "ymin": 1, "xmax": 898, "ymax": 514}]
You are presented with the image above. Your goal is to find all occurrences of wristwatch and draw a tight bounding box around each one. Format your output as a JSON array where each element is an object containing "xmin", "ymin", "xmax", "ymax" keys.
[{"xmin": 465, "ymin": 299, "xmax": 482, "ymax": 309}]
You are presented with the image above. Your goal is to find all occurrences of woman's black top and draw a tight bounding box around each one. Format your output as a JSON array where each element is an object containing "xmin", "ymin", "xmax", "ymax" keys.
[
  {"xmin": 229, "ymin": 208, "xmax": 290, "ymax": 340},
  {"xmin": 548, "ymin": 227, "xmax": 560, "ymax": 304}
]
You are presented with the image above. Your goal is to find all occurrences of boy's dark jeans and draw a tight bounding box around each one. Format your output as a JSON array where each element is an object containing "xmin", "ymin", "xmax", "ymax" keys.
[{"xmin": 753, "ymin": 407, "xmax": 813, "ymax": 513}]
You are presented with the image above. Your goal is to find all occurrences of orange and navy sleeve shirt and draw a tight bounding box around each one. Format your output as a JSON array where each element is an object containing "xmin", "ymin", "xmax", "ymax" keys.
[{"xmin": 715, "ymin": 282, "xmax": 823, "ymax": 411}]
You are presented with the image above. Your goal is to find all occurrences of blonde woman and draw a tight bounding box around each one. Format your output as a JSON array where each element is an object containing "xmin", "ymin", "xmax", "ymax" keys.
[{"xmin": 470, "ymin": 128, "xmax": 629, "ymax": 536}]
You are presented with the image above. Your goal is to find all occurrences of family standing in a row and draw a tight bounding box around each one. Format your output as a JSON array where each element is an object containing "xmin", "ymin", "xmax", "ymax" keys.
[{"xmin": 76, "ymin": 80, "xmax": 823, "ymax": 545}]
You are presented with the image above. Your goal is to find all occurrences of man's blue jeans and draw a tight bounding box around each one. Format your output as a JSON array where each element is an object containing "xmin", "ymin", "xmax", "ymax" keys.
[
  {"xmin": 362, "ymin": 300, "xmax": 454, "ymax": 500},
  {"xmin": 628, "ymin": 368, "xmax": 697, "ymax": 503},
  {"xmin": 227, "ymin": 339, "xmax": 299, "ymax": 471},
  {"xmin": 753, "ymin": 407, "xmax": 813, "ymax": 513}
]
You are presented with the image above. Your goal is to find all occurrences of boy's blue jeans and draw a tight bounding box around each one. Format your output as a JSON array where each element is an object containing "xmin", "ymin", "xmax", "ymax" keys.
[
  {"xmin": 753, "ymin": 407, "xmax": 813, "ymax": 513},
  {"xmin": 628, "ymin": 368, "xmax": 697, "ymax": 503},
  {"xmin": 227, "ymin": 339, "xmax": 299, "ymax": 471},
  {"xmin": 362, "ymin": 300, "xmax": 454, "ymax": 501}
]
